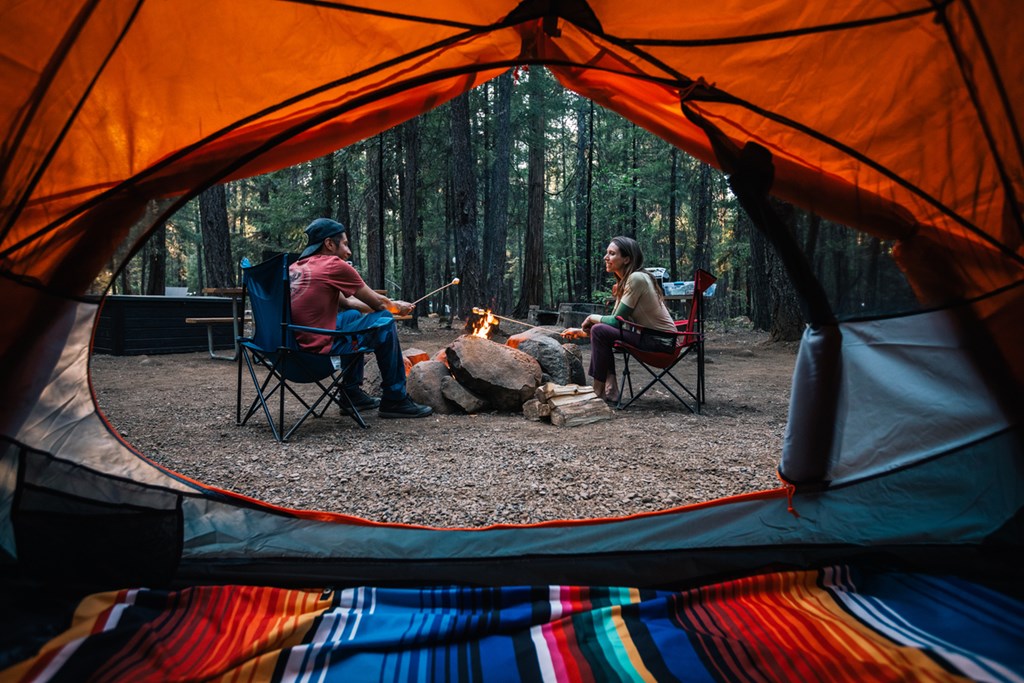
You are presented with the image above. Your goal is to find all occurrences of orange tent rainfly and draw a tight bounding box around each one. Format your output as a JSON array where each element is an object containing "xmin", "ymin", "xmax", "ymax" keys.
[{"xmin": 1, "ymin": 2, "xmax": 1022, "ymax": 679}]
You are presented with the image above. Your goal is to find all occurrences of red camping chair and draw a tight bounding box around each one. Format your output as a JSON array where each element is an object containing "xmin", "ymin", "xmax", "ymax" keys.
[{"xmin": 612, "ymin": 269, "xmax": 717, "ymax": 413}]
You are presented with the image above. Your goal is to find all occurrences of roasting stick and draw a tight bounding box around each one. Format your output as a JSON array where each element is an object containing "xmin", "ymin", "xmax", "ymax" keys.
[
  {"xmin": 471, "ymin": 307, "xmax": 537, "ymax": 329},
  {"xmin": 410, "ymin": 278, "xmax": 460, "ymax": 306}
]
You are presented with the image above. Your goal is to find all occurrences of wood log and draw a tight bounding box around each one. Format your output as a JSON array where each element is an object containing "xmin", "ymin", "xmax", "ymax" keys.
[
  {"xmin": 548, "ymin": 391, "xmax": 598, "ymax": 408},
  {"xmin": 522, "ymin": 398, "xmax": 552, "ymax": 421},
  {"xmin": 536, "ymin": 381, "xmax": 593, "ymax": 401},
  {"xmin": 550, "ymin": 396, "xmax": 614, "ymax": 427}
]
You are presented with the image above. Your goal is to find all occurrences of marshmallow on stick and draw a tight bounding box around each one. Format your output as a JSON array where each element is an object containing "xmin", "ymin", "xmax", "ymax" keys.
[{"xmin": 410, "ymin": 278, "xmax": 460, "ymax": 306}]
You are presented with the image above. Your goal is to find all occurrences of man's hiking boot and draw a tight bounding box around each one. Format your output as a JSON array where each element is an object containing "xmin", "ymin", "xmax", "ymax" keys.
[
  {"xmin": 379, "ymin": 396, "xmax": 433, "ymax": 419},
  {"xmin": 340, "ymin": 387, "xmax": 380, "ymax": 414}
]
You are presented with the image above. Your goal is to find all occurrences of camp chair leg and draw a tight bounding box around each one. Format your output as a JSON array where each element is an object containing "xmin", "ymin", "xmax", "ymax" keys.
[
  {"xmin": 277, "ymin": 354, "xmax": 368, "ymax": 440},
  {"xmin": 239, "ymin": 347, "xmax": 284, "ymax": 441},
  {"xmin": 616, "ymin": 353, "xmax": 698, "ymax": 414},
  {"xmin": 239, "ymin": 344, "xmax": 372, "ymax": 441},
  {"xmin": 615, "ymin": 361, "xmax": 634, "ymax": 410}
]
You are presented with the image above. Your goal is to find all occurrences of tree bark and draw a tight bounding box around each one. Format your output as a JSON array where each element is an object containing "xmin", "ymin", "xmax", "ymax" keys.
[
  {"xmin": 400, "ymin": 119, "xmax": 422, "ymax": 327},
  {"xmin": 337, "ymin": 149, "xmax": 360, "ymax": 268},
  {"xmin": 630, "ymin": 124, "xmax": 638, "ymax": 238},
  {"xmin": 199, "ymin": 184, "xmax": 235, "ymax": 288},
  {"xmin": 484, "ymin": 70, "xmax": 512, "ymax": 312},
  {"xmin": 450, "ymin": 93, "xmax": 481, "ymax": 319},
  {"xmin": 668, "ymin": 148, "xmax": 679, "ymax": 281},
  {"xmin": 365, "ymin": 135, "xmax": 384, "ymax": 289},
  {"xmin": 143, "ymin": 225, "xmax": 164, "ymax": 294},
  {"xmin": 140, "ymin": 199, "xmax": 175, "ymax": 294},
  {"xmin": 746, "ymin": 209, "xmax": 772, "ymax": 330},
  {"xmin": 313, "ymin": 153, "xmax": 334, "ymax": 219},
  {"xmin": 692, "ymin": 162, "xmax": 712, "ymax": 274},
  {"xmin": 573, "ymin": 96, "xmax": 591, "ymax": 300},
  {"xmin": 515, "ymin": 69, "xmax": 546, "ymax": 317},
  {"xmin": 767, "ymin": 200, "xmax": 805, "ymax": 341}
]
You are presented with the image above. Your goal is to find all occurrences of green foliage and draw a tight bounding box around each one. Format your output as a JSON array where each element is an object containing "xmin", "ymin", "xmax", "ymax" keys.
[{"xmin": 109, "ymin": 66, "xmax": 912, "ymax": 324}]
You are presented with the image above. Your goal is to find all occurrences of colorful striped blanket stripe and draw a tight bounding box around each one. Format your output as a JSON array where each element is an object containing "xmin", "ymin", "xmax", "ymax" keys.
[{"xmin": 5, "ymin": 565, "xmax": 1022, "ymax": 681}]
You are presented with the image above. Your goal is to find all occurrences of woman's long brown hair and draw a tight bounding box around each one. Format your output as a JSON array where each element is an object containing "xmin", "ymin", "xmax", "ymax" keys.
[{"xmin": 610, "ymin": 236, "xmax": 664, "ymax": 304}]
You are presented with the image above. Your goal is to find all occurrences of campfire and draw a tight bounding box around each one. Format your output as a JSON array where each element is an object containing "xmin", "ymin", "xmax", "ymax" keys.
[{"xmin": 466, "ymin": 307, "xmax": 499, "ymax": 338}]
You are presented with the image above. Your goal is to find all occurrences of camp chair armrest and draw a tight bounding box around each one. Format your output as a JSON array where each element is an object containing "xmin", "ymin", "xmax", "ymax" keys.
[
  {"xmin": 286, "ymin": 323, "xmax": 382, "ymax": 337},
  {"xmin": 615, "ymin": 316, "xmax": 687, "ymax": 340}
]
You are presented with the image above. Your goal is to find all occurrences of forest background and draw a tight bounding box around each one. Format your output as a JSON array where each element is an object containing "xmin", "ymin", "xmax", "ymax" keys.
[{"xmin": 93, "ymin": 67, "xmax": 918, "ymax": 337}]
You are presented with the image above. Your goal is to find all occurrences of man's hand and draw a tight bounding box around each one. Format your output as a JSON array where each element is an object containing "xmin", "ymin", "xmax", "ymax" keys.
[{"xmin": 388, "ymin": 300, "xmax": 414, "ymax": 316}]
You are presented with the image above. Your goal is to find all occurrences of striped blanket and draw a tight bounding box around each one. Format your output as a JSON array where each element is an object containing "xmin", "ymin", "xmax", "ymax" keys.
[{"xmin": 5, "ymin": 565, "xmax": 1022, "ymax": 682}]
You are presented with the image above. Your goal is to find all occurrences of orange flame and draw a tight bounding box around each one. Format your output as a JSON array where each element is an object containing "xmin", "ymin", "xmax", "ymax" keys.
[{"xmin": 469, "ymin": 308, "xmax": 498, "ymax": 338}]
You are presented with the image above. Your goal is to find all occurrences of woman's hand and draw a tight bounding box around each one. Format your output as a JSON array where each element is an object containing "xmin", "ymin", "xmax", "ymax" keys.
[{"xmin": 580, "ymin": 314, "xmax": 600, "ymax": 332}]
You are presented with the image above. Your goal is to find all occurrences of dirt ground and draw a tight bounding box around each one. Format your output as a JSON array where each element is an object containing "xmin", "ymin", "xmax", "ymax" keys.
[{"xmin": 90, "ymin": 316, "xmax": 798, "ymax": 528}]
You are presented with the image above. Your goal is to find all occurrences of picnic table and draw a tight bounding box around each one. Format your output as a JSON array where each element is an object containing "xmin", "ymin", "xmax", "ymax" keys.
[{"xmin": 185, "ymin": 287, "xmax": 248, "ymax": 360}]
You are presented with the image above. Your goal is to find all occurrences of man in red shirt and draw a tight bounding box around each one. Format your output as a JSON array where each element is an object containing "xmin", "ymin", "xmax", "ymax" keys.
[{"xmin": 289, "ymin": 218, "xmax": 432, "ymax": 419}]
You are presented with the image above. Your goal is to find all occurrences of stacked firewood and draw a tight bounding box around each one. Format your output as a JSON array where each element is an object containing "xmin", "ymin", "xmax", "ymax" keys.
[{"xmin": 522, "ymin": 382, "xmax": 614, "ymax": 427}]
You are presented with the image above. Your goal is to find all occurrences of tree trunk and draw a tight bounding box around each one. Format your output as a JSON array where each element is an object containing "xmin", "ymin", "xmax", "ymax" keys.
[
  {"xmin": 692, "ymin": 162, "xmax": 712, "ymax": 274},
  {"xmin": 313, "ymin": 153, "xmax": 334, "ymax": 218},
  {"xmin": 767, "ymin": 200, "xmax": 805, "ymax": 341},
  {"xmin": 484, "ymin": 70, "xmax": 512, "ymax": 312},
  {"xmin": 746, "ymin": 209, "xmax": 772, "ymax": 330},
  {"xmin": 630, "ymin": 124, "xmax": 638, "ymax": 238},
  {"xmin": 365, "ymin": 135, "xmax": 384, "ymax": 289},
  {"xmin": 515, "ymin": 69, "xmax": 546, "ymax": 317},
  {"xmin": 585, "ymin": 101, "xmax": 594, "ymax": 299},
  {"xmin": 574, "ymin": 97, "xmax": 592, "ymax": 300},
  {"xmin": 400, "ymin": 118, "xmax": 422, "ymax": 327},
  {"xmin": 199, "ymin": 184, "xmax": 235, "ymax": 288},
  {"xmin": 450, "ymin": 93, "xmax": 481, "ymax": 319},
  {"xmin": 143, "ymin": 225, "xmax": 165, "ymax": 294},
  {"xmin": 668, "ymin": 147, "xmax": 678, "ymax": 281},
  {"xmin": 138, "ymin": 198, "xmax": 177, "ymax": 294},
  {"xmin": 337, "ymin": 150, "xmax": 359, "ymax": 268}
]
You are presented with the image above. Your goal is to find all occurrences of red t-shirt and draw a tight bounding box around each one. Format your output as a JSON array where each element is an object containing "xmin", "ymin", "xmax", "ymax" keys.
[{"xmin": 289, "ymin": 254, "xmax": 365, "ymax": 353}]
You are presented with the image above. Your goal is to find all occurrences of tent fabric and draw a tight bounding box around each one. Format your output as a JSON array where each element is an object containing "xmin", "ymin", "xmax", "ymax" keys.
[
  {"xmin": 2, "ymin": 2, "xmax": 1022, "ymax": 295},
  {"xmin": 4, "ymin": 565, "xmax": 1023, "ymax": 681},
  {"xmin": 784, "ymin": 290, "xmax": 1019, "ymax": 485},
  {"xmin": 1, "ymin": 1, "xmax": 1023, "ymax": 673},
  {"xmin": 7, "ymin": 402, "xmax": 1020, "ymax": 590}
]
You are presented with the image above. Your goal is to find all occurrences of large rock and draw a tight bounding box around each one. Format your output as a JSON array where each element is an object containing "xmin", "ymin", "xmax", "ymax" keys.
[
  {"xmin": 506, "ymin": 326, "xmax": 564, "ymax": 348},
  {"xmin": 406, "ymin": 360, "xmax": 459, "ymax": 414},
  {"xmin": 445, "ymin": 335, "xmax": 542, "ymax": 411},
  {"xmin": 507, "ymin": 328, "xmax": 588, "ymax": 386},
  {"xmin": 563, "ymin": 343, "xmax": 587, "ymax": 385},
  {"xmin": 441, "ymin": 376, "xmax": 490, "ymax": 414},
  {"xmin": 515, "ymin": 335, "xmax": 573, "ymax": 385}
]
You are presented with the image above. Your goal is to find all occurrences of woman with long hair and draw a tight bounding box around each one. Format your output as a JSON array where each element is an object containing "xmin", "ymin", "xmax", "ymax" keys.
[{"xmin": 577, "ymin": 236, "xmax": 676, "ymax": 402}]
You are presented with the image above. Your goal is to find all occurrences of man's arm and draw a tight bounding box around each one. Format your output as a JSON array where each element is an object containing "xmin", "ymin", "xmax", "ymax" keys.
[
  {"xmin": 351, "ymin": 284, "xmax": 414, "ymax": 316},
  {"xmin": 339, "ymin": 294, "xmax": 373, "ymax": 314}
]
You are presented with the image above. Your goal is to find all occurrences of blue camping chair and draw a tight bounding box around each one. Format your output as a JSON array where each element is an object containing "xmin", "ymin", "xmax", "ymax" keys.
[{"xmin": 235, "ymin": 254, "xmax": 391, "ymax": 441}]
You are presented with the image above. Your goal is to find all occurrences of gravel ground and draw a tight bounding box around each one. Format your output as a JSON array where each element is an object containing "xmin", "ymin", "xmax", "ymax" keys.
[{"xmin": 90, "ymin": 317, "xmax": 797, "ymax": 528}]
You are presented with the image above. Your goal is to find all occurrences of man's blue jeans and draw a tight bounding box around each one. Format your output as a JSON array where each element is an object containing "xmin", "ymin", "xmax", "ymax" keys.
[{"xmin": 330, "ymin": 309, "xmax": 407, "ymax": 401}]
